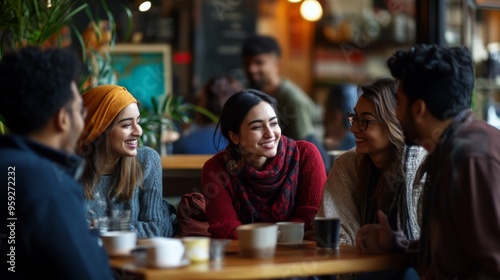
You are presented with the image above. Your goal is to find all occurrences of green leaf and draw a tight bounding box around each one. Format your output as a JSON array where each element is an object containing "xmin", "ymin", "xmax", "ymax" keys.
[{"xmin": 120, "ymin": 3, "xmax": 133, "ymax": 41}]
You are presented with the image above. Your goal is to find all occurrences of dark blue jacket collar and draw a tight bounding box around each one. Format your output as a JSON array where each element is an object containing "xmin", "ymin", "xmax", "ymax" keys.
[{"xmin": 0, "ymin": 134, "xmax": 84, "ymax": 180}]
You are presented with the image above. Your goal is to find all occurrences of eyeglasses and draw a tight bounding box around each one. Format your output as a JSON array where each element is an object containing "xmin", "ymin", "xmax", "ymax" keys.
[{"xmin": 347, "ymin": 112, "xmax": 382, "ymax": 131}]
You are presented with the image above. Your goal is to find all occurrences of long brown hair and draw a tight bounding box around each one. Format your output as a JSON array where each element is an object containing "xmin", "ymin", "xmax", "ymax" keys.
[
  {"xmin": 79, "ymin": 112, "xmax": 144, "ymax": 202},
  {"xmin": 353, "ymin": 78, "xmax": 408, "ymax": 230}
]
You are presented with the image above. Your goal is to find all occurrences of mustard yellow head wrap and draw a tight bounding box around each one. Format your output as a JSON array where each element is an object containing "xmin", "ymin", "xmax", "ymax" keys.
[{"xmin": 80, "ymin": 85, "xmax": 137, "ymax": 147}]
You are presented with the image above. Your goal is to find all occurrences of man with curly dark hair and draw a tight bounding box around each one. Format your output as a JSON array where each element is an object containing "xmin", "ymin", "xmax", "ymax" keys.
[
  {"xmin": 0, "ymin": 47, "xmax": 112, "ymax": 279},
  {"xmin": 356, "ymin": 45, "xmax": 500, "ymax": 279}
]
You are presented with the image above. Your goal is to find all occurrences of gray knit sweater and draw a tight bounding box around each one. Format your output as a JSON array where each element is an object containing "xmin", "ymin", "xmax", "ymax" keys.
[
  {"xmin": 85, "ymin": 146, "xmax": 176, "ymax": 238},
  {"xmin": 316, "ymin": 146, "xmax": 427, "ymax": 245}
]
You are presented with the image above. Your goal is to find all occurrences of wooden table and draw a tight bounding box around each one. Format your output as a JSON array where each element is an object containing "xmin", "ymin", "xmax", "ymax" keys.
[
  {"xmin": 161, "ymin": 155, "xmax": 211, "ymax": 197},
  {"xmin": 110, "ymin": 240, "xmax": 413, "ymax": 280}
]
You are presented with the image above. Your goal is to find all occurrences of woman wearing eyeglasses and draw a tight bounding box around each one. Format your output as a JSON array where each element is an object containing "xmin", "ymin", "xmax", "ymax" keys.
[{"xmin": 315, "ymin": 78, "xmax": 427, "ymax": 250}]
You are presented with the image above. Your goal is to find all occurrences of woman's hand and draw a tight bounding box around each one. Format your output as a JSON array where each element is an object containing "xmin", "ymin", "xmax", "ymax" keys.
[{"xmin": 355, "ymin": 210, "xmax": 394, "ymax": 254}]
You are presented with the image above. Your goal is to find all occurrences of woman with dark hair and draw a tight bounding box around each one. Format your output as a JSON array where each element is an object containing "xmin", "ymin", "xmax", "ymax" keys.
[
  {"xmin": 201, "ymin": 89, "xmax": 327, "ymax": 239},
  {"xmin": 316, "ymin": 78, "xmax": 427, "ymax": 248},
  {"xmin": 79, "ymin": 85, "xmax": 177, "ymax": 238}
]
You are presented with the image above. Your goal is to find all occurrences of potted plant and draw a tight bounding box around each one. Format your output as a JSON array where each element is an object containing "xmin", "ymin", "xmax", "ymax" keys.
[
  {"xmin": 0, "ymin": 0, "xmax": 132, "ymax": 133},
  {"xmin": 0, "ymin": 0, "xmax": 213, "ymax": 151},
  {"xmin": 140, "ymin": 94, "xmax": 218, "ymax": 155},
  {"xmin": 0, "ymin": 0, "xmax": 88, "ymax": 57}
]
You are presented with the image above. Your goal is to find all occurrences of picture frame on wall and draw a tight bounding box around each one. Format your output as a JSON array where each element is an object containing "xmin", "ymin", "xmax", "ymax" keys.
[{"xmin": 106, "ymin": 44, "xmax": 172, "ymax": 109}]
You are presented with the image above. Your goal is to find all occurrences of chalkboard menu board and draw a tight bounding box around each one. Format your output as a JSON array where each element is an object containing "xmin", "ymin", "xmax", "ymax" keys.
[{"xmin": 193, "ymin": 0, "xmax": 258, "ymax": 94}]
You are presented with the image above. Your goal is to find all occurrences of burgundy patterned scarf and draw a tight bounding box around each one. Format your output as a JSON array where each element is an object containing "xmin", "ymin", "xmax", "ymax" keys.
[{"xmin": 224, "ymin": 136, "xmax": 300, "ymax": 224}]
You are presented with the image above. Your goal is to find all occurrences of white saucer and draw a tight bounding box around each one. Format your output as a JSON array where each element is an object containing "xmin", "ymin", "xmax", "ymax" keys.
[
  {"xmin": 277, "ymin": 240, "xmax": 313, "ymax": 247},
  {"xmin": 147, "ymin": 258, "xmax": 191, "ymax": 269}
]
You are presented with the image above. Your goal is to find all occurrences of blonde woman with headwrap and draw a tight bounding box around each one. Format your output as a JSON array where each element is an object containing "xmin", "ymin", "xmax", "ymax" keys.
[{"xmin": 78, "ymin": 85, "xmax": 177, "ymax": 238}]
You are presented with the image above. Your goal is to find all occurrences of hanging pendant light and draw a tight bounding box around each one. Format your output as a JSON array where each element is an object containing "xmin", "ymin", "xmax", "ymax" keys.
[
  {"xmin": 300, "ymin": 0, "xmax": 323, "ymax": 22},
  {"xmin": 139, "ymin": 1, "xmax": 152, "ymax": 12}
]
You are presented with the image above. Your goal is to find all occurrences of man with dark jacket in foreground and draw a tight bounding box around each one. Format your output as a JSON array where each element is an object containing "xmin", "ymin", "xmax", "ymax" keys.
[{"xmin": 0, "ymin": 47, "xmax": 113, "ymax": 279}]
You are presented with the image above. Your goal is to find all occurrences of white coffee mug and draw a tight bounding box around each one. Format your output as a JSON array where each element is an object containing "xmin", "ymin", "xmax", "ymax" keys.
[
  {"xmin": 145, "ymin": 238, "xmax": 185, "ymax": 268},
  {"xmin": 276, "ymin": 222, "xmax": 304, "ymax": 243},
  {"xmin": 237, "ymin": 223, "xmax": 278, "ymax": 259},
  {"xmin": 100, "ymin": 230, "xmax": 137, "ymax": 256}
]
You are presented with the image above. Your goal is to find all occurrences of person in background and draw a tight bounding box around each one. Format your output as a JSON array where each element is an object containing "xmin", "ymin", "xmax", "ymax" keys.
[
  {"xmin": 323, "ymin": 83, "xmax": 358, "ymax": 152},
  {"xmin": 202, "ymin": 89, "xmax": 327, "ymax": 239},
  {"xmin": 173, "ymin": 75, "xmax": 243, "ymax": 154},
  {"xmin": 0, "ymin": 47, "xmax": 112, "ymax": 279},
  {"xmin": 241, "ymin": 34, "xmax": 330, "ymax": 173},
  {"xmin": 315, "ymin": 78, "xmax": 427, "ymax": 280},
  {"xmin": 79, "ymin": 85, "xmax": 177, "ymax": 238},
  {"xmin": 356, "ymin": 45, "xmax": 500, "ymax": 279}
]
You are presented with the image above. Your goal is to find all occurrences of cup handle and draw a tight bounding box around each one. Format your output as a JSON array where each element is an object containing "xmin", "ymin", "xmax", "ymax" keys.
[{"xmin": 277, "ymin": 229, "xmax": 281, "ymax": 242}]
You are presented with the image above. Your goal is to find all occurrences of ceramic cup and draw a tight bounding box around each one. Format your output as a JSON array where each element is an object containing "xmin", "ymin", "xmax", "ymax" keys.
[
  {"xmin": 143, "ymin": 238, "xmax": 185, "ymax": 268},
  {"xmin": 237, "ymin": 223, "xmax": 278, "ymax": 259},
  {"xmin": 100, "ymin": 230, "xmax": 137, "ymax": 256},
  {"xmin": 182, "ymin": 237, "xmax": 210, "ymax": 263},
  {"xmin": 276, "ymin": 222, "xmax": 304, "ymax": 243},
  {"xmin": 314, "ymin": 217, "xmax": 340, "ymax": 249}
]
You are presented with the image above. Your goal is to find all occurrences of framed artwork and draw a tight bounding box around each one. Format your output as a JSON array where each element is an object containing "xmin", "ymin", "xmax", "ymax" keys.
[{"xmin": 107, "ymin": 44, "xmax": 172, "ymax": 109}]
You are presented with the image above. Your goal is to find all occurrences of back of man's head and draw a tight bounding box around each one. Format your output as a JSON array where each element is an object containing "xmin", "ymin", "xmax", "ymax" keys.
[
  {"xmin": 387, "ymin": 44, "xmax": 474, "ymax": 120},
  {"xmin": 241, "ymin": 35, "xmax": 281, "ymax": 57},
  {"xmin": 0, "ymin": 47, "xmax": 81, "ymax": 134}
]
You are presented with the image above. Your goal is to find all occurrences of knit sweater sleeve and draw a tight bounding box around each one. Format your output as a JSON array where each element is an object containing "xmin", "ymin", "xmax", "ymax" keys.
[
  {"xmin": 404, "ymin": 146, "xmax": 427, "ymax": 240},
  {"xmin": 287, "ymin": 141, "xmax": 327, "ymax": 231},
  {"xmin": 132, "ymin": 147, "xmax": 176, "ymax": 238},
  {"xmin": 202, "ymin": 153, "xmax": 242, "ymax": 239},
  {"xmin": 316, "ymin": 149, "xmax": 359, "ymax": 245}
]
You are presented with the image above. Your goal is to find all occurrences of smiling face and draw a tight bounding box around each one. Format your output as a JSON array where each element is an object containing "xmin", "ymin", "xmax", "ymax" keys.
[
  {"xmin": 243, "ymin": 53, "xmax": 280, "ymax": 90},
  {"xmin": 351, "ymin": 96, "xmax": 392, "ymax": 164},
  {"xmin": 229, "ymin": 101, "xmax": 281, "ymax": 170},
  {"xmin": 107, "ymin": 103, "xmax": 142, "ymax": 159}
]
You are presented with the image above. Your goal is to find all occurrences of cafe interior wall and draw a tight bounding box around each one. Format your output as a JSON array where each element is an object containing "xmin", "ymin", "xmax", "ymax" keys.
[
  {"xmin": 85, "ymin": 0, "xmax": 500, "ymax": 124},
  {"xmin": 256, "ymin": 0, "xmax": 416, "ymax": 116},
  {"xmin": 255, "ymin": 0, "xmax": 316, "ymax": 96},
  {"xmin": 253, "ymin": 0, "xmax": 403, "ymax": 119},
  {"xmin": 110, "ymin": 0, "xmax": 412, "ymax": 102},
  {"xmin": 472, "ymin": 8, "xmax": 500, "ymax": 125}
]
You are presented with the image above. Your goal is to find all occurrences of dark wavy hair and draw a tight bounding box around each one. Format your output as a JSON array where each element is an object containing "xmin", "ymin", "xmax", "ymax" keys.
[
  {"xmin": 216, "ymin": 89, "xmax": 278, "ymax": 145},
  {"xmin": 0, "ymin": 47, "xmax": 81, "ymax": 134},
  {"xmin": 387, "ymin": 44, "xmax": 474, "ymax": 120},
  {"xmin": 241, "ymin": 35, "xmax": 281, "ymax": 57}
]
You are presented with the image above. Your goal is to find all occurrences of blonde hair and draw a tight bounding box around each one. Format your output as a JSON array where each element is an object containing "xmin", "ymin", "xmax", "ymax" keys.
[
  {"xmin": 80, "ymin": 111, "xmax": 144, "ymax": 202},
  {"xmin": 353, "ymin": 78, "xmax": 407, "ymax": 228}
]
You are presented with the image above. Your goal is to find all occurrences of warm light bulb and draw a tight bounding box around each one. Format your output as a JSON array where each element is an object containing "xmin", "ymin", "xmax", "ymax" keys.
[
  {"xmin": 139, "ymin": 1, "xmax": 151, "ymax": 12},
  {"xmin": 288, "ymin": 0, "xmax": 302, "ymax": 3},
  {"xmin": 300, "ymin": 0, "xmax": 323, "ymax": 21}
]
